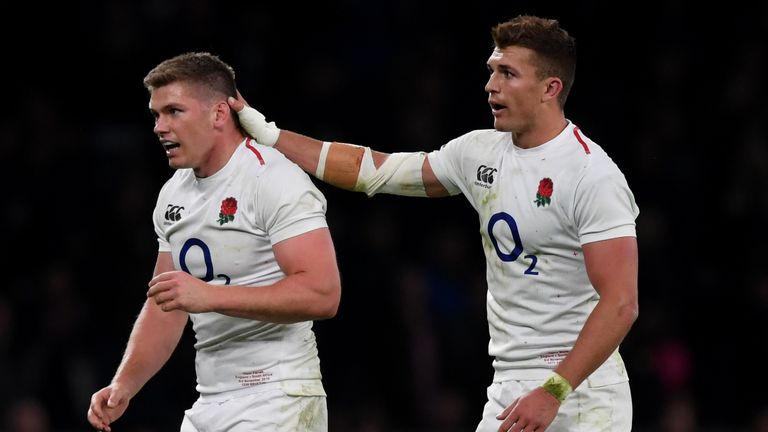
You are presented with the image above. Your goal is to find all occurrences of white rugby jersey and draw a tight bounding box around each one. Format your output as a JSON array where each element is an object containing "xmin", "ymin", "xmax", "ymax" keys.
[
  {"xmin": 153, "ymin": 138, "xmax": 329, "ymax": 395},
  {"xmin": 428, "ymin": 121, "xmax": 639, "ymax": 383}
]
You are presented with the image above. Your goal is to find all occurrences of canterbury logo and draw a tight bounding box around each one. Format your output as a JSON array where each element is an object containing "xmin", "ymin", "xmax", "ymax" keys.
[
  {"xmin": 476, "ymin": 165, "xmax": 498, "ymax": 184},
  {"xmin": 165, "ymin": 204, "xmax": 185, "ymax": 222}
]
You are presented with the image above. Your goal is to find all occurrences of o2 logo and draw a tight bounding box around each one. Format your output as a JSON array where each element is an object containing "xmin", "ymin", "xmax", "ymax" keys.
[
  {"xmin": 179, "ymin": 238, "xmax": 231, "ymax": 284},
  {"xmin": 487, "ymin": 212, "xmax": 539, "ymax": 275}
]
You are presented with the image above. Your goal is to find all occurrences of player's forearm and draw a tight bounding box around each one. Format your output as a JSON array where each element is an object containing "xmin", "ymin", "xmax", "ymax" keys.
[
  {"xmin": 210, "ymin": 228, "xmax": 341, "ymax": 322},
  {"xmin": 111, "ymin": 301, "xmax": 187, "ymax": 397},
  {"xmin": 554, "ymin": 294, "xmax": 638, "ymax": 389},
  {"xmin": 277, "ymin": 130, "xmax": 393, "ymax": 192},
  {"xmin": 274, "ymin": 130, "xmax": 325, "ymax": 178},
  {"xmin": 208, "ymin": 272, "xmax": 341, "ymax": 323},
  {"xmin": 235, "ymin": 103, "xmax": 367, "ymax": 190},
  {"xmin": 551, "ymin": 236, "xmax": 639, "ymax": 391},
  {"xmin": 235, "ymin": 103, "xmax": 431, "ymax": 196}
]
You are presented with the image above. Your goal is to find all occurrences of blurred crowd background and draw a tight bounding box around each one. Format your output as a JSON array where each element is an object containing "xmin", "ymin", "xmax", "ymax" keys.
[{"xmin": 2, "ymin": 1, "xmax": 767, "ymax": 431}]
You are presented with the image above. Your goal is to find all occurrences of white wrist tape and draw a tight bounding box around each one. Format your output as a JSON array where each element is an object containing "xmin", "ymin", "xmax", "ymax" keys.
[
  {"xmin": 236, "ymin": 105, "xmax": 280, "ymax": 147},
  {"xmin": 354, "ymin": 148, "xmax": 427, "ymax": 197}
]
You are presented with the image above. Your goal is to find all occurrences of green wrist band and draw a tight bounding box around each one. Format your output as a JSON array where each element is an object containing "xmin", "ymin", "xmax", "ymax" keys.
[{"xmin": 540, "ymin": 372, "xmax": 573, "ymax": 403}]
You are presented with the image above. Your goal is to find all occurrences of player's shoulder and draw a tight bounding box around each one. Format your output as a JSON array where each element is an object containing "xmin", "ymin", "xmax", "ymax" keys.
[
  {"xmin": 241, "ymin": 140, "xmax": 297, "ymax": 170},
  {"xmin": 454, "ymin": 128, "xmax": 507, "ymax": 145},
  {"xmin": 239, "ymin": 140, "xmax": 318, "ymax": 190},
  {"xmin": 561, "ymin": 124, "xmax": 613, "ymax": 163},
  {"xmin": 566, "ymin": 125, "xmax": 627, "ymax": 183},
  {"xmin": 159, "ymin": 168, "xmax": 192, "ymax": 192},
  {"xmin": 232, "ymin": 140, "xmax": 296, "ymax": 181},
  {"xmin": 152, "ymin": 169, "xmax": 192, "ymax": 214},
  {"xmin": 442, "ymin": 129, "xmax": 509, "ymax": 154}
]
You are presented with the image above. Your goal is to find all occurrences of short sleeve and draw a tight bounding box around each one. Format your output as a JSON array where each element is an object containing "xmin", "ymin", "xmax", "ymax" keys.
[
  {"xmin": 574, "ymin": 171, "xmax": 639, "ymax": 245},
  {"xmin": 257, "ymin": 161, "xmax": 329, "ymax": 245},
  {"xmin": 427, "ymin": 137, "xmax": 467, "ymax": 196},
  {"xmin": 153, "ymin": 180, "xmax": 172, "ymax": 252}
]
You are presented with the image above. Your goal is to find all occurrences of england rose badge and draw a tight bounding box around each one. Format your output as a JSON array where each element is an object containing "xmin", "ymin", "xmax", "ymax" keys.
[
  {"xmin": 217, "ymin": 197, "xmax": 238, "ymax": 225},
  {"xmin": 534, "ymin": 178, "xmax": 553, "ymax": 207}
]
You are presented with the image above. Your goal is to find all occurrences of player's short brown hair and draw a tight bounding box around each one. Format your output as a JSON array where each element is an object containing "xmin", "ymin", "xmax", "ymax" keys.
[
  {"xmin": 143, "ymin": 52, "xmax": 237, "ymax": 102},
  {"xmin": 492, "ymin": 15, "xmax": 577, "ymax": 107}
]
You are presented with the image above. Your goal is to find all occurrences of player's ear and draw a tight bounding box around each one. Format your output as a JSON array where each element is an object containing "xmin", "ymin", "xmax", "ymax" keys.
[
  {"xmin": 212, "ymin": 100, "xmax": 230, "ymax": 127},
  {"xmin": 542, "ymin": 77, "xmax": 563, "ymax": 103}
]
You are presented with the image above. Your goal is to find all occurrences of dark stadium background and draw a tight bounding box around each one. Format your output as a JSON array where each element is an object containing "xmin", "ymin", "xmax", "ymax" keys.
[{"xmin": 2, "ymin": 1, "xmax": 766, "ymax": 431}]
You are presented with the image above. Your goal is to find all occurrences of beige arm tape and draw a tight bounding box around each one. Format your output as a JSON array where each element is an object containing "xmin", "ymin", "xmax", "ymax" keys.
[
  {"xmin": 315, "ymin": 142, "xmax": 427, "ymax": 197},
  {"xmin": 320, "ymin": 142, "xmax": 365, "ymax": 190},
  {"xmin": 540, "ymin": 372, "xmax": 573, "ymax": 403}
]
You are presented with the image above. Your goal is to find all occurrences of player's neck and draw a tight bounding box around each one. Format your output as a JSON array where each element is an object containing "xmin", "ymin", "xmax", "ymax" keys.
[
  {"xmin": 194, "ymin": 131, "xmax": 246, "ymax": 178},
  {"xmin": 512, "ymin": 113, "xmax": 568, "ymax": 150}
]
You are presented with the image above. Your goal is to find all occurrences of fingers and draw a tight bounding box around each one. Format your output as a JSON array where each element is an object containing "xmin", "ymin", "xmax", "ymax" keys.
[
  {"xmin": 147, "ymin": 280, "xmax": 174, "ymax": 311},
  {"xmin": 497, "ymin": 416, "xmax": 518, "ymax": 432},
  {"xmin": 146, "ymin": 282, "xmax": 168, "ymax": 298},
  {"xmin": 158, "ymin": 299, "xmax": 179, "ymax": 312},
  {"xmin": 496, "ymin": 406, "xmax": 511, "ymax": 420},
  {"xmin": 148, "ymin": 289, "xmax": 178, "ymax": 311},
  {"xmin": 496, "ymin": 398, "xmax": 521, "ymax": 432},
  {"xmin": 235, "ymin": 90, "xmax": 250, "ymax": 107},
  {"xmin": 147, "ymin": 271, "xmax": 179, "ymax": 297},
  {"xmin": 228, "ymin": 96, "xmax": 246, "ymax": 112},
  {"xmin": 88, "ymin": 390, "xmax": 113, "ymax": 431},
  {"xmin": 89, "ymin": 390, "xmax": 108, "ymax": 420},
  {"xmin": 148, "ymin": 271, "xmax": 175, "ymax": 288},
  {"xmin": 498, "ymin": 418, "xmax": 531, "ymax": 432},
  {"xmin": 147, "ymin": 272, "xmax": 182, "ymax": 310},
  {"xmin": 496, "ymin": 397, "xmax": 519, "ymax": 420},
  {"xmin": 87, "ymin": 406, "xmax": 109, "ymax": 431}
]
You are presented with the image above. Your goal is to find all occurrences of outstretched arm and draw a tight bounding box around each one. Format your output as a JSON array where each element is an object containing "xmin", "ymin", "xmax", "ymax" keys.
[{"xmin": 228, "ymin": 95, "xmax": 450, "ymax": 197}]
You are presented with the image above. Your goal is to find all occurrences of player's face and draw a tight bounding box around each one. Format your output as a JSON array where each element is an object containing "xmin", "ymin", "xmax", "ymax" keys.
[
  {"xmin": 485, "ymin": 46, "xmax": 548, "ymax": 133},
  {"xmin": 149, "ymin": 81, "xmax": 218, "ymax": 171}
]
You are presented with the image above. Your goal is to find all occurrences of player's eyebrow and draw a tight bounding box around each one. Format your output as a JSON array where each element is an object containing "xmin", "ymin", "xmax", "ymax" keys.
[
  {"xmin": 488, "ymin": 63, "xmax": 520, "ymax": 75},
  {"xmin": 150, "ymin": 102, "xmax": 184, "ymax": 114}
]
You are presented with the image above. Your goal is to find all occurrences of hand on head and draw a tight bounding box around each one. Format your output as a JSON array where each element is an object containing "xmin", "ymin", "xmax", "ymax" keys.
[
  {"xmin": 226, "ymin": 91, "xmax": 280, "ymax": 147},
  {"xmin": 227, "ymin": 90, "xmax": 249, "ymax": 112}
]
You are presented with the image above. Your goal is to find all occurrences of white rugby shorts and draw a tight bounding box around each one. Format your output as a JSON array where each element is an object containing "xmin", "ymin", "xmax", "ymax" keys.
[
  {"xmin": 475, "ymin": 378, "xmax": 632, "ymax": 431},
  {"xmin": 180, "ymin": 380, "xmax": 327, "ymax": 432}
]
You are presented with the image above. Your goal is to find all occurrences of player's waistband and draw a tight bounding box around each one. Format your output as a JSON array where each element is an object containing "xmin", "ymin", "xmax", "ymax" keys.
[{"xmin": 196, "ymin": 379, "xmax": 325, "ymax": 403}]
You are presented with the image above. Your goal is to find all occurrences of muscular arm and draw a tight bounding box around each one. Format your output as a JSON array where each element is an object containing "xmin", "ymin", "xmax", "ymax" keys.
[
  {"xmin": 88, "ymin": 252, "xmax": 188, "ymax": 431},
  {"xmin": 495, "ymin": 236, "xmax": 638, "ymax": 431},
  {"xmin": 229, "ymin": 97, "xmax": 450, "ymax": 197},
  {"xmin": 148, "ymin": 227, "xmax": 341, "ymax": 323},
  {"xmin": 554, "ymin": 236, "xmax": 639, "ymax": 389},
  {"xmin": 276, "ymin": 130, "xmax": 450, "ymax": 197},
  {"xmin": 211, "ymin": 226, "xmax": 341, "ymax": 322},
  {"xmin": 112, "ymin": 252, "xmax": 189, "ymax": 397}
]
